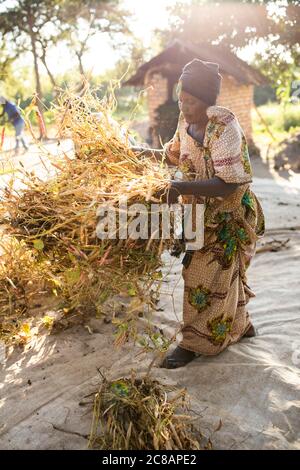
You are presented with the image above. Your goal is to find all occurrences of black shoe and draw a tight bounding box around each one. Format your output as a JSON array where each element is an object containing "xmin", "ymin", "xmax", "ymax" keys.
[
  {"xmin": 160, "ymin": 346, "xmax": 199, "ymax": 369},
  {"xmin": 243, "ymin": 323, "xmax": 257, "ymax": 338}
]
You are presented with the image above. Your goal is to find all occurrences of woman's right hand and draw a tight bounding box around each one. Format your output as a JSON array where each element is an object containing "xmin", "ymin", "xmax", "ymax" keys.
[{"xmin": 153, "ymin": 182, "xmax": 181, "ymax": 205}]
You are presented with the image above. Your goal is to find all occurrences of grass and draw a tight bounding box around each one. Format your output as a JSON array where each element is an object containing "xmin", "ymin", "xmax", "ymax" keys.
[
  {"xmin": 253, "ymin": 102, "xmax": 300, "ymax": 142},
  {"xmin": 252, "ymin": 102, "xmax": 300, "ymax": 162}
]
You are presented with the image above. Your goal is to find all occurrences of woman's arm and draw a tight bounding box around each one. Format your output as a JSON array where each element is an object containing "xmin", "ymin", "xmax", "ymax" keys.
[{"xmin": 166, "ymin": 177, "xmax": 239, "ymax": 203}]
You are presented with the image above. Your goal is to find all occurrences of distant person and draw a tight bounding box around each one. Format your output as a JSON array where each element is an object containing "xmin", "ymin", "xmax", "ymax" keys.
[{"xmin": 0, "ymin": 96, "xmax": 28, "ymax": 151}]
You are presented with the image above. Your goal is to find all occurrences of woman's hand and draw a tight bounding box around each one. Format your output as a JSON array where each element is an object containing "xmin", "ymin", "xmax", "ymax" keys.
[{"xmin": 155, "ymin": 182, "xmax": 181, "ymax": 205}]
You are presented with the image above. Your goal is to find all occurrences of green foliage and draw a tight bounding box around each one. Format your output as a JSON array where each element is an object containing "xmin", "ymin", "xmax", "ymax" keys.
[
  {"xmin": 283, "ymin": 104, "xmax": 300, "ymax": 131},
  {"xmin": 0, "ymin": 65, "xmax": 35, "ymax": 106},
  {"xmin": 253, "ymin": 102, "xmax": 300, "ymax": 137},
  {"xmin": 253, "ymin": 43, "xmax": 300, "ymax": 104}
]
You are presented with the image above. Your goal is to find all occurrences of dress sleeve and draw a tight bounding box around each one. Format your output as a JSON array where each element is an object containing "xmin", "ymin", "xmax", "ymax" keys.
[
  {"xmin": 210, "ymin": 117, "xmax": 253, "ymax": 184},
  {"xmin": 163, "ymin": 114, "xmax": 182, "ymax": 165}
]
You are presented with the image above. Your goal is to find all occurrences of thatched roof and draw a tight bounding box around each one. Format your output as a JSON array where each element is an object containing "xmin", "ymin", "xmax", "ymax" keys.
[{"xmin": 124, "ymin": 39, "xmax": 268, "ymax": 87}]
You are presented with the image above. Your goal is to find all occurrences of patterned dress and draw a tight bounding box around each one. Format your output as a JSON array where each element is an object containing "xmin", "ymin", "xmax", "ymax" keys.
[{"xmin": 164, "ymin": 106, "xmax": 265, "ymax": 355}]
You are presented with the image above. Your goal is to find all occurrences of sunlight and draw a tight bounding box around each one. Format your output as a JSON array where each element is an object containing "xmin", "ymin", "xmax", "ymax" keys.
[
  {"xmin": 46, "ymin": 0, "xmax": 189, "ymax": 76},
  {"xmin": 267, "ymin": 0, "xmax": 288, "ymax": 23},
  {"xmin": 123, "ymin": 0, "xmax": 185, "ymax": 44}
]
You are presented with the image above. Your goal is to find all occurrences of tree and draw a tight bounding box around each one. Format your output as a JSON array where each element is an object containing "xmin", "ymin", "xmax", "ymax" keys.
[
  {"xmin": 157, "ymin": 0, "xmax": 300, "ymax": 100},
  {"xmin": 0, "ymin": 37, "xmax": 18, "ymax": 81},
  {"xmin": 0, "ymin": 0, "xmax": 67, "ymax": 136},
  {"xmin": 59, "ymin": 0, "xmax": 131, "ymax": 77},
  {"xmin": 160, "ymin": 1, "xmax": 299, "ymax": 49},
  {"xmin": 0, "ymin": 0, "xmax": 131, "ymax": 136}
]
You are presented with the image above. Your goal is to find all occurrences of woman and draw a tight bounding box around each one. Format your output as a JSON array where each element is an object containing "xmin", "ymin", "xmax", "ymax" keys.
[
  {"xmin": 135, "ymin": 58, "xmax": 265, "ymax": 368},
  {"xmin": 0, "ymin": 96, "xmax": 28, "ymax": 151}
]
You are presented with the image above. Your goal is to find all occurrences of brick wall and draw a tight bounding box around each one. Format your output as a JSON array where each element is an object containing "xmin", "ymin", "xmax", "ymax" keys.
[
  {"xmin": 217, "ymin": 75, "xmax": 254, "ymax": 142},
  {"xmin": 146, "ymin": 73, "xmax": 169, "ymax": 146},
  {"xmin": 146, "ymin": 71, "xmax": 254, "ymax": 146}
]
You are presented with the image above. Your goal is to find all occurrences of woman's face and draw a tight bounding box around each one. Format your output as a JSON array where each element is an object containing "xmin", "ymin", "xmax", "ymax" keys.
[{"xmin": 178, "ymin": 89, "xmax": 208, "ymax": 124}]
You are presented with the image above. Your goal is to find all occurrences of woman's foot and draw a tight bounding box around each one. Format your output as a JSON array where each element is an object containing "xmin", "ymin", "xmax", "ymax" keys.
[
  {"xmin": 160, "ymin": 346, "xmax": 199, "ymax": 369},
  {"xmin": 243, "ymin": 323, "xmax": 257, "ymax": 338}
]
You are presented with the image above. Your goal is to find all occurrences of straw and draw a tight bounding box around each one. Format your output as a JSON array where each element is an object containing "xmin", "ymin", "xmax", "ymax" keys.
[
  {"xmin": 0, "ymin": 88, "xmax": 174, "ymax": 342},
  {"xmin": 88, "ymin": 373, "xmax": 203, "ymax": 450}
]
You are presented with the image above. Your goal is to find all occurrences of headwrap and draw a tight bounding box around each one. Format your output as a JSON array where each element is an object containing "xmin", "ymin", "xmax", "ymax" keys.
[{"xmin": 179, "ymin": 59, "xmax": 222, "ymax": 105}]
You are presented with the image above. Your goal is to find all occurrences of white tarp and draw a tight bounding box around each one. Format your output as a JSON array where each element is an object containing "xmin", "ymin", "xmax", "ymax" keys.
[{"xmin": 1, "ymin": 173, "xmax": 300, "ymax": 450}]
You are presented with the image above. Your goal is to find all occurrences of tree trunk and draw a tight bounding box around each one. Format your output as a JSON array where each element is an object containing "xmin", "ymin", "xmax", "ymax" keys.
[
  {"xmin": 76, "ymin": 51, "xmax": 85, "ymax": 77},
  {"xmin": 28, "ymin": 13, "xmax": 47, "ymax": 139},
  {"xmin": 41, "ymin": 51, "xmax": 57, "ymax": 88},
  {"xmin": 75, "ymin": 12, "xmax": 96, "ymax": 79}
]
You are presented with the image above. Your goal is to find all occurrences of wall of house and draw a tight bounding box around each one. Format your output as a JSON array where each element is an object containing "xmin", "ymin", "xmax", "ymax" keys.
[
  {"xmin": 217, "ymin": 75, "xmax": 254, "ymax": 142},
  {"xmin": 145, "ymin": 73, "xmax": 169, "ymax": 145},
  {"xmin": 145, "ymin": 71, "xmax": 254, "ymax": 147}
]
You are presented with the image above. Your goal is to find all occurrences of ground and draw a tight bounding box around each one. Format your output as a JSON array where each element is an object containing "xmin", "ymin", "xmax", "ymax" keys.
[{"xmin": 0, "ymin": 135, "xmax": 300, "ymax": 450}]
